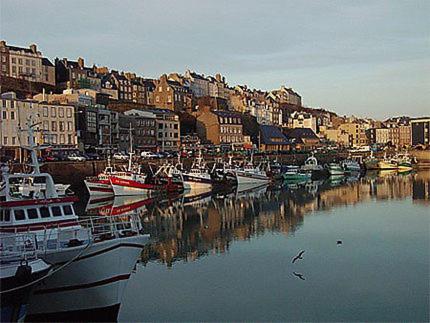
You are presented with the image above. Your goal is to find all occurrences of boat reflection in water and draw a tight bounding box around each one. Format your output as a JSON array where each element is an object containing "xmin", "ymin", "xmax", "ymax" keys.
[{"xmin": 133, "ymin": 171, "xmax": 428, "ymax": 268}]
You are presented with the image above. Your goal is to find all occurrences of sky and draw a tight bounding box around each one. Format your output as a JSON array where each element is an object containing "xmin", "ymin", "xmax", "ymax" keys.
[{"xmin": 0, "ymin": 0, "xmax": 429, "ymax": 119}]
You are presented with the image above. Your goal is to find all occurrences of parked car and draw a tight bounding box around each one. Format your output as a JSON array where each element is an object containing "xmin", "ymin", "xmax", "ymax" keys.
[
  {"xmin": 68, "ymin": 154, "xmax": 86, "ymax": 162},
  {"xmin": 113, "ymin": 152, "xmax": 129, "ymax": 160},
  {"xmin": 140, "ymin": 151, "xmax": 158, "ymax": 159},
  {"xmin": 84, "ymin": 152, "xmax": 102, "ymax": 160}
]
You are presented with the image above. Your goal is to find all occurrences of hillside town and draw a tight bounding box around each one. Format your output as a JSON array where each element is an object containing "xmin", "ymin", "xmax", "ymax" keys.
[{"xmin": 0, "ymin": 40, "xmax": 429, "ymax": 162}]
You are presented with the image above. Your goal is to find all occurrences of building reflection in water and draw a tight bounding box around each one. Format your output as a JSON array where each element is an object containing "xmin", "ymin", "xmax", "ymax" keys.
[{"xmin": 84, "ymin": 171, "xmax": 429, "ymax": 269}]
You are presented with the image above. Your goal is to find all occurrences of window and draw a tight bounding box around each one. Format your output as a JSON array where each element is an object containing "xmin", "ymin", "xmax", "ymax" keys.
[
  {"xmin": 51, "ymin": 121, "xmax": 57, "ymax": 131},
  {"xmin": 52, "ymin": 206, "xmax": 62, "ymax": 217},
  {"xmin": 59, "ymin": 121, "xmax": 64, "ymax": 131},
  {"xmin": 66, "ymin": 108, "xmax": 72, "ymax": 118},
  {"xmin": 14, "ymin": 209, "xmax": 26, "ymax": 220},
  {"xmin": 10, "ymin": 111, "xmax": 15, "ymax": 120},
  {"xmin": 32, "ymin": 60, "xmax": 36, "ymax": 66},
  {"xmin": 156, "ymin": 96, "xmax": 159, "ymax": 103},
  {"xmin": 40, "ymin": 207, "xmax": 50, "ymax": 218},
  {"xmin": 25, "ymin": 59, "xmax": 30, "ymax": 66},
  {"xmin": 12, "ymin": 66, "xmax": 16, "ymax": 73},
  {"xmin": 18, "ymin": 58, "xmax": 22, "ymax": 64},
  {"xmin": 51, "ymin": 107, "xmax": 56, "ymax": 117},
  {"xmin": 2, "ymin": 111, "xmax": 6, "ymax": 119},
  {"xmin": 67, "ymin": 121, "xmax": 73, "ymax": 131},
  {"xmin": 63, "ymin": 205, "xmax": 73, "ymax": 215},
  {"xmin": 11, "ymin": 57, "xmax": 16, "ymax": 63},
  {"xmin": 43, "ymin": 120, "xmax": 49, "ymax": 130},
  {"xmin": 43, "ymin": 106, "xmax": 48, "ymax": 117},
  {"xmin": 1, "ymin": 209, "xmax": 11, "ymax": 222},
  {"xmin": 11, "ymin": 137, "xmax": 16, "ymax": 145},
  {"xmin": 59, "ymin": 107, "xmax": 64, "ymax": 118},
  {"xmin": 60, "ymin": 134, "xmax": 65, "ymax": 144},
  {"xmin": 158, "ymin": 86, "xmax": 162, "ymax": 92},
  {"xmin": 167, "ymin": 96, "xmax": 172, "ymax": 103},
  {"xmin": 3, "ymin": 137, "xmax": 7, "ymax": 145},
  {"xmin": 27, "ymin": 209, "xmax": 38, "ymax": 219}
]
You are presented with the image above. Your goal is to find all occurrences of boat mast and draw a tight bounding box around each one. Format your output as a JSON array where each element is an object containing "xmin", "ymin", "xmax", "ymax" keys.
[{"xmin": 128, "ymin": 123, "xmax": 133, "ymax": 172}]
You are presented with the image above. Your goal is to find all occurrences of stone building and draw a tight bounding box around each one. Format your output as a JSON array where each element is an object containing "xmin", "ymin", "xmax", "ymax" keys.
[
  {"xmin": 55, "ymin": 57, "xmax": 101, "ymax": 90},
  {"xmin": 195, "ymin": 106, "xmax": 243, "ymax": 146},
  {"xmin": 0, "ymin": 41, "xmax": 55, "ymax": 86},
  {"xmin": 110, "ymin": 71, "xmax": 132, "ymax": 101},
  {"xmin": 184, "ymin": 70, "xmax": 210, "ymax": 97},
  {"xmin": 123, "ymin": 109, "xmax": 157, "ymax": 152},
  {"xmin": 154, "ymin": 74, "xmax": 190, "ymax": 112},
  {"xmin": 338, "ymin": 122, "xmax": 369, "ymax": 147}
]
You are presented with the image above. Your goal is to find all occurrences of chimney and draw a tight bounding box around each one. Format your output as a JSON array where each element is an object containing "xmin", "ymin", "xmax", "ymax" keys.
[
  {"xmin": 0, "ymin": 40, "xmax": 6, "ymax": 47},
  {"xmin": 42, "ymin": 88, "xmax": 46, "ymax": 102},
  {"xmin": 29, "ymin": 43, "xmax": 37, "ymax": 53},
  {"xmin": 215, "ymin": 73, "xmax": 221, "ymax": 82},
  {"xmin": 77, "ymin": 57, "xmax": 84, "ymax": 68},
  {"xmin": 63, "ymin": 57, "xmax": 68, "ymax": 66}
]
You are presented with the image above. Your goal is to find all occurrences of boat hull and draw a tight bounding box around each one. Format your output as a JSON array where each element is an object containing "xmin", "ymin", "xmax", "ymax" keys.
[
  {"xmin": 84, "ymin": 179, "xmax": 114, "ymax": 196},
  {"xmin": 27, "ymin": 234, "xmax": 148, "ymax": 320},
  {"xmin": 110, "ymin": 177, "xmax": 151, "ymax": 197},
  {"xmin": 235, "ymin": 172, "xmax": 270, "ymax": 186},
  {"xmin": 183, "ymin": 174, "xmax": 212, "ymax": 191}
]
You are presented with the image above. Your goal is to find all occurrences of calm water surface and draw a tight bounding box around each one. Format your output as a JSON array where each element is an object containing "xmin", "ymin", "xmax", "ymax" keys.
[{"xmin": 79, "ymin": 171, "xmax": 429, "ymax": 322}]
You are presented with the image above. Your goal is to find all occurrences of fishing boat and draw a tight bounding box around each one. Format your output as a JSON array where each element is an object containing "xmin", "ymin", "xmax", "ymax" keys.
[
  {"xmin": 300, "ymin": 154, "xmax": 327, "ymax": 179},
  {"xmin": 364, "ymin": 151, "xmax": 379, "ymax": 170},
  {"xmin": 84, "ymin": 162, "xmax": 129, "ymax": 196},
  {"xmin": 234, "ymin": 153, "xmax": 270, "ymax": 187},
  {"xmin": 283, "ymin": 165, "xmax": 311, "ymax": 182},
  {"xmin": 210, "ymin": 156, "xmax": 238, "ymax": 186},
  {"xmin": 341, "ymin": 159, "xmax": 361, "ymax": 172},
  {"xmin": 377, "ymin": 153, "xmax": 397, "ymax": 170},
  {"xmin": 1, "ymin": 118, "xmax": 150, "ymax": 321},
  {"xmin": 182, "ymin": 151, "xmax": 213, "ymax": 191},
  {"xmin": 327, "ymin": 163, "xmax": 346, "ymax": 176},
  {"xmin": 391, "ymin": 153, "xmax": 413, "ymax": 171}
]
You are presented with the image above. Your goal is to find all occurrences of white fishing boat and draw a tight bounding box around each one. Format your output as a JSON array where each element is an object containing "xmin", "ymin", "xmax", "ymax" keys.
[
  {"xmin": 234, "ymin": 154, "xmax": 270, "ymax": 187},
  {"xmin": 341, "ymin": 159, "xmax": 361, "ymax": 172},
  {"xmin": 1, "ymin": 118, "xmax": 149, "ymax": 321},
  {"xmin": 182, "ymin": 151, "xmax": 212, "ymax": 191},
  {"xmin": 301, "ymin": 154, "xmax": 324, "ymax": 173}
]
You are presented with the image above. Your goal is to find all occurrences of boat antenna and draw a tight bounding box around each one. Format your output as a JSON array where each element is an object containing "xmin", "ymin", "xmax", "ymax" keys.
[{"xmin": 20, "ymin": 115, "xmax": 48, "ymax": 175}]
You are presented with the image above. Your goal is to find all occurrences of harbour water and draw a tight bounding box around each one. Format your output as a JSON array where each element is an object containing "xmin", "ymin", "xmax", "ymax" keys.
[{"xmin": 36, "ymin": 171, "xmax": 430, "ymax": 321}]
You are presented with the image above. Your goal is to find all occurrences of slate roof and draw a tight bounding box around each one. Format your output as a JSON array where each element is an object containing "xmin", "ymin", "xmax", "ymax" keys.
[
  {"xmin": 42, "ymin": 58, "xmax": 54, "ymax": 67},
  {"xmin": 284, "ymin": 128, "xmax": 319, "ymax": 140},
  {"xmin": 260, "ymin": 125, "xmax": 291, "ymax": 145}
]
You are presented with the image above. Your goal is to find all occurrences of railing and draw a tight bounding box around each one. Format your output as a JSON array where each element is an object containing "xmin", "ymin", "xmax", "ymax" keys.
[
  {"xmin": 7, "ymin": 213, "xmax": 144, "ymax": 253},
  {"xmin": 0, "ymin": 231, "xmax": 40, "ymax": 264}
]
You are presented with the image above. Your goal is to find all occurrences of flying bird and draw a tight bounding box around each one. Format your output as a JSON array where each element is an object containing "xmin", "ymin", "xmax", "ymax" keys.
[
  {"xmin": 292, "ymin": 250, "xmax": 305, "ymax": 263},
  {"xmin": 293, "ymin": 272, "xmax": 305, "ymax": 280},
  {"xmin": 337, "ymin": 240, "xmax": 342, "ymax": 245}
]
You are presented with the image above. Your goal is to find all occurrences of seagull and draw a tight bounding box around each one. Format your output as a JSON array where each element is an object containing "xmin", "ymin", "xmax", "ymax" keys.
[
  {"xmin": 337, "ymin": 240, "xmax": 342, "ymax": 245},
  {"xmin": 293, "ymin": 272, "xmax": 305, "ymax": 280},
  {"xmin": 292, "ymin": 250, "xmax": 305, "ymax": 263}
]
